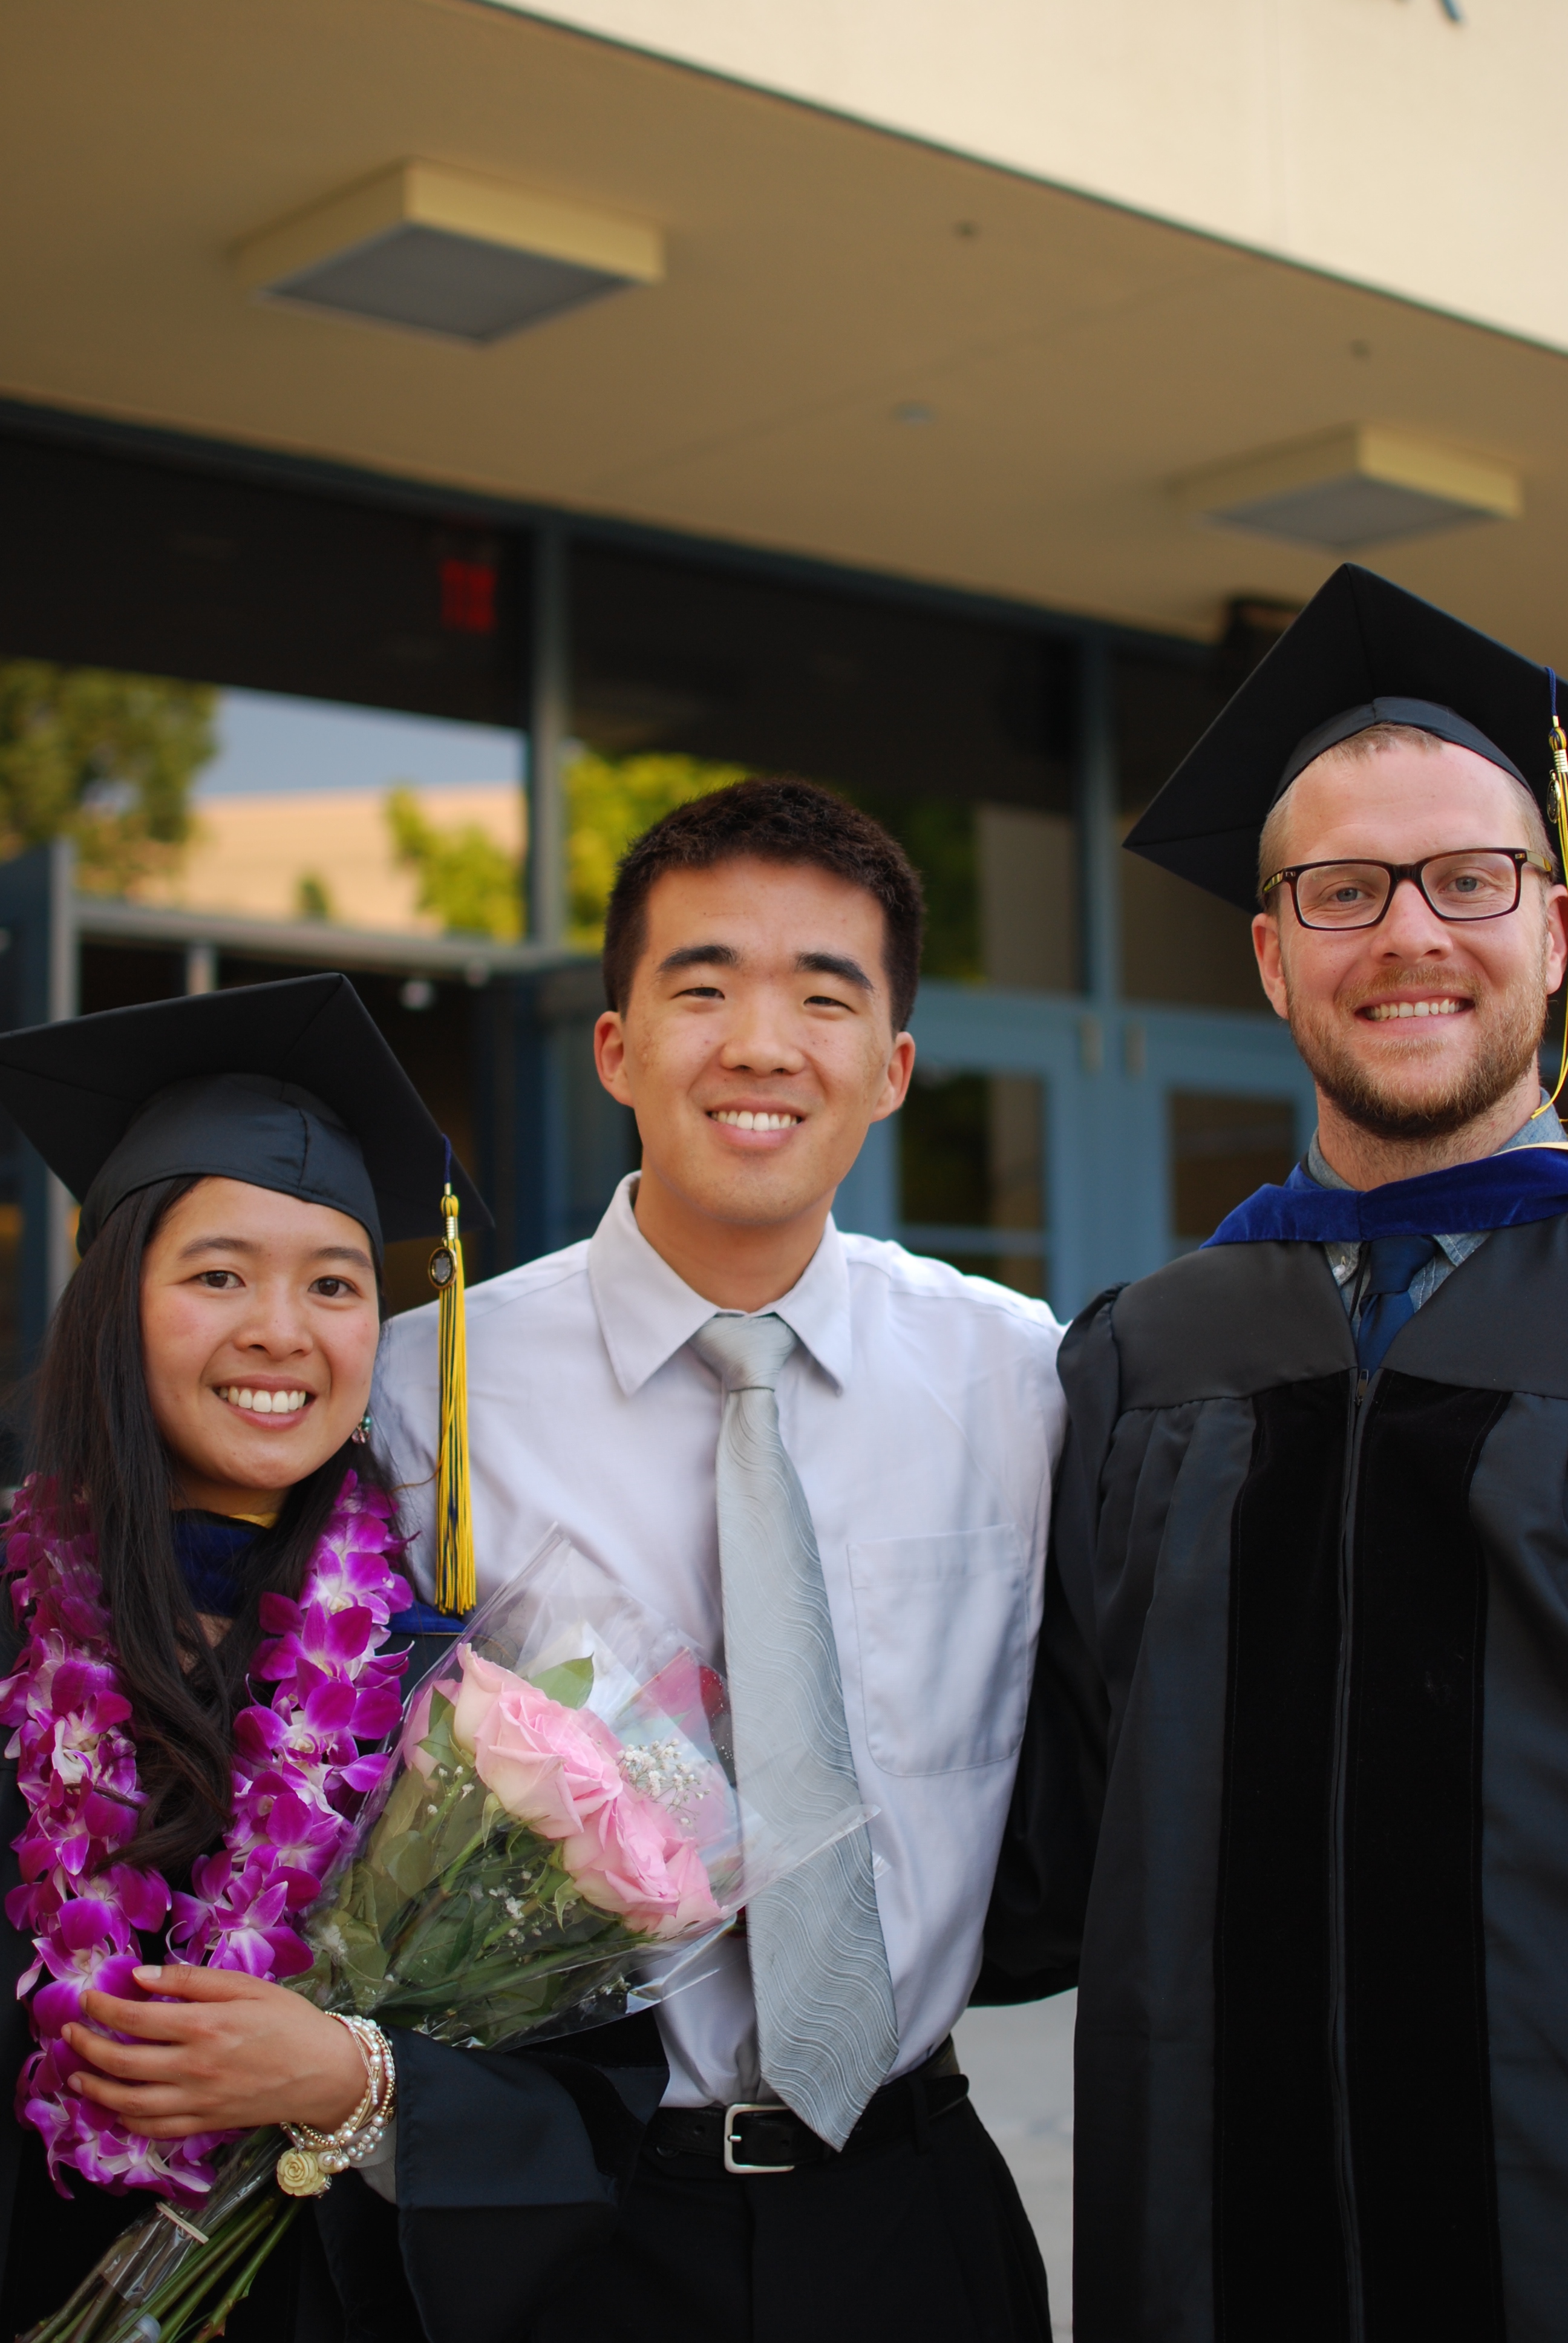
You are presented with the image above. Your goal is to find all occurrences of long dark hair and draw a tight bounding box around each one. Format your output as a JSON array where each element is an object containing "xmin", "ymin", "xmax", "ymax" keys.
[{"xmin": 26, "ymin": 1173, "xmax": 394, "ymax": 1879}]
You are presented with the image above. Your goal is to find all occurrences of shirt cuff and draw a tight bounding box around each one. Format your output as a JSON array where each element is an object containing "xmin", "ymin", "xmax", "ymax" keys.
[{"xmin": 354, "ymin": 2115, "xmax": 398, "ymax": 2204}]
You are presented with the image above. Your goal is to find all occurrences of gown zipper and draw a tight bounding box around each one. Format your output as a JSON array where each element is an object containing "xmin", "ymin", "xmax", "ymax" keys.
[{"xmin": 1329, "ymin": 1363, "xmax": 1372, "ymax": 2341}]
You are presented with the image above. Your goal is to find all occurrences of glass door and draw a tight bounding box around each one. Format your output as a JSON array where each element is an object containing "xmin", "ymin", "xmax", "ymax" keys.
[{"xmin": 851, "ymin": 983, "xmax": 1316, "ymax": 1319}]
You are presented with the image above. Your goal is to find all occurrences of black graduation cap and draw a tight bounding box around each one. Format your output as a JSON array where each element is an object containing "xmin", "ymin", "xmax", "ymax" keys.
[
  {"xmin": 0, "ymin": 971, "xmax": 489, "ymax": 1255},
  {"xmin": 1123, "ymin": 564, "xmax": 1556, "ymax": 911}
]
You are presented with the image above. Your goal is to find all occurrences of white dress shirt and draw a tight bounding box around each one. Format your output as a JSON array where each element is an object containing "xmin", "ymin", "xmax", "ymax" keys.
[{"xmin": 371, "ymin": 1173, "xmax": 1067, "ymax": 2111}]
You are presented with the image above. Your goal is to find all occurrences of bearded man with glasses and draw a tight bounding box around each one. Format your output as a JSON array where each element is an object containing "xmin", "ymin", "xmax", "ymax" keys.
[{"xmin": 984, "ymin": 566, "xmax": 1568, "ymax": 2343}]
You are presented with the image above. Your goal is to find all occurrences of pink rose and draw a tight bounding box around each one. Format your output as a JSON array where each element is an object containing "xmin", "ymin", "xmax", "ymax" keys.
[
  {"xmin": 451, "ymin": 1648, "xmax": 624, "ymax": 1840},
  {"xmin": 563, "ymin": 1787, "xmax": 724, "ymax": 1941}
]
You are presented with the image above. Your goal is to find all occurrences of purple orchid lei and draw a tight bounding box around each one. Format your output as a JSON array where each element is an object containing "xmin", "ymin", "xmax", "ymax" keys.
[{"xmin": 0, "ymin": 1471, "xmax": 412, "ymax": 2202}]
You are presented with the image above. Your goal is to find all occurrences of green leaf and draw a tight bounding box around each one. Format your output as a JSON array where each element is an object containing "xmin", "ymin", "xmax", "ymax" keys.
[
  {"xmin": 0, "ymin": 658, "xmax": 218, "ymax": 897},
  {"xmin": 371, "ymin": 1864, "xmax": 411, "ymax": 1934},
  {"xmin": 396, "ymin": 1897, "xmax": 476, "ymax": 1988},
  {"xmin": 386, "ymin": 786, "xmax": 522, "ymax": 942},
  {"xmin": 382, "ymin": 1831, "xmax": 440, "ymax": 1898},
  {"xmin": 565, "ymin": 750, "xmax": 743, "ymax": 952},
  {"xmin": 526, "ymin": 1656, "xmax": 595, "ymax": 1709},
  {"xmin": 419, "ymin": 1691, "xmax": 463, "ymax": 1773},
  {"xmin": 377, "ymin": 1767, "xmax": 429, "ymax": 1841}
]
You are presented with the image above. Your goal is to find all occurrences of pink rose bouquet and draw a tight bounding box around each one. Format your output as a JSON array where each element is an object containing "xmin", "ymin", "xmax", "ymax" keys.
[
  {"xmin": 298, "ymin": 1526, "xmax": 858, "ymax": 2049},
  {"xmin": 302, "ymin": 1570, "xmax": 747, "ymax": 2051}
]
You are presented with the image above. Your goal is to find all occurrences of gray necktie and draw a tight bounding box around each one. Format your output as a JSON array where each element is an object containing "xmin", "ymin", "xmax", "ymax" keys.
[{"xmin": 690, "ymin": 1311, "xmax": 897, "ymax": 2149}]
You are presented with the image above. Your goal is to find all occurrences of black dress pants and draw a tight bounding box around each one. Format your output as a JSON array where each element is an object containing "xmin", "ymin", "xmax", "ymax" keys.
[{"xmin": 529, "ymin": 2097, "xmax": 1052, "ymax": 2343}]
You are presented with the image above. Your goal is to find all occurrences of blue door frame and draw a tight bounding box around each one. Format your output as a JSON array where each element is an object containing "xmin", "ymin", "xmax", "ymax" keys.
[{"xmin": 834, "ymin": 983, "xmax": 1315, "ymax": 1320}]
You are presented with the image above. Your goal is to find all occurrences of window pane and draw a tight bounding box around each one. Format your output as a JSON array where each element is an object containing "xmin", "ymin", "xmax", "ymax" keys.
[
  {"xmin": 570, "ymin": 546, "xmax": 1077, "ymax": 986},
  {"xmin": 898, "ymin": 1069, "xmax": 1047, "ymax": 1296},
  {"xmin": 0, "ymin": 663, "xmax": 523, "ymax": 938},
  {"xmin": 0, "ymin": 435, "xmax": 524, "ymax": 728},
  {"xmin": 1116, "ymin": 605, "xmax": 1293, "ymax": 1010},
  {"xmin": 0, "ymin": 434, "xmax": 527, "ymax": 939},
  {"xmin": 152, "ymin": 687, "xmax": 523, "ymax": 937},
  {"xmin": 1170, "ymin": 1091, "xmax": 1298, "ymax": 1246}
]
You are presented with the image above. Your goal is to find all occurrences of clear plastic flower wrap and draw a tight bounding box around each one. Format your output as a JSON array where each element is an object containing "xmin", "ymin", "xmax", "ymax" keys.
[
  {"xmin": 299, "ymin": 1525, "xmax": 864, "ymax": 2048},
  {"xmin": 25, "ymin": 1529, "xmax": 869, "ymax": 2343}
]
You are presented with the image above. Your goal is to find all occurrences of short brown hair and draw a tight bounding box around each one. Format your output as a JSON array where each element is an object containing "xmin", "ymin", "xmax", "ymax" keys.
[{"xmin": 602, "ymin": 776, "xmax": 925, "ymax": 1031}]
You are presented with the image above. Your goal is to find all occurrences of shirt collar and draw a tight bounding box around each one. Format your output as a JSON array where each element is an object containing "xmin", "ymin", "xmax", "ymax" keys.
[
  {"xmin": 586, "ymin": 1173, "xmax": 853, "ymax": 1398},
  {"xmin": 1305, "ymin": 1094, "xmax": 1568, "ymax": 1194}
]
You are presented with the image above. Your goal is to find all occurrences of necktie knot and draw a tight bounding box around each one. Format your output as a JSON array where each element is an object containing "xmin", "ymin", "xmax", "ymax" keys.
[
  {"xmin": 690, "ymin": 1311, "xmax": 798, "ymax": 1394},
  {"xmin": 1364, "ymin": 1233, "xmax": 1440, "ymax": 1298},
  {"xmin": 1356, "ymin": 1233, "xmax": 1440, "ymax": 1376}
]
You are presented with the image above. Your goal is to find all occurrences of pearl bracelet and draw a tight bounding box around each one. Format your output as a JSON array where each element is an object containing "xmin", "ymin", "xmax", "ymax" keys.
[{"xmin": 276, "ymin": 2016, "xmax": 397, "ymax": 2199}]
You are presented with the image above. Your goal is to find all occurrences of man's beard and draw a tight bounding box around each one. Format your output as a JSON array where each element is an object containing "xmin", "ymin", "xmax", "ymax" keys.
[{"xmin": 1284, "ymin": 956, "xmax": 1550, "ymax": 1144}]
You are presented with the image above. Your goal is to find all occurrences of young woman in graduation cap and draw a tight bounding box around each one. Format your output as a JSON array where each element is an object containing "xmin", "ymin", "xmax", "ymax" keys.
[{"xmin": 0, "ymin": 974, "xmax": 667, "ymax": 2343}]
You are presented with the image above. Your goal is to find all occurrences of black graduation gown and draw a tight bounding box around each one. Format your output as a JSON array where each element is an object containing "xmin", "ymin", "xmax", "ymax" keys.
[
  {"xmin": 982, "ymin": 1216, "xmax": 1568, "ymax": 2343},
  {"xmin": 0, "ymin": 1591, "xmax": 668, "ymax": 2343}
]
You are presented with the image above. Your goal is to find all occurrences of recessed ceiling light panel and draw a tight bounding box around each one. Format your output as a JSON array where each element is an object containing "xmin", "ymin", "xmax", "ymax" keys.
[
  {"xmin": 235, "ymin": 162, "xmax": 663, "ymax": 346},
  {"xmin": 1172, "ymin": 425, "xmax": 1520, "ymax": 551}
]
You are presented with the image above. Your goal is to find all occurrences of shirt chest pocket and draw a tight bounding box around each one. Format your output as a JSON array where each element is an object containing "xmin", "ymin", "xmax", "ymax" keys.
[{"xmin": 846, "ymin": 1524, "xmax": 1028, "ymax": 1777}]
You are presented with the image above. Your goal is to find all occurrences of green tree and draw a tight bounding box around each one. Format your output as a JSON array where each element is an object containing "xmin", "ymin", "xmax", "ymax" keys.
[
  {"xmin": 295, "ymin": 872, "xmax": 334, "ymax": 922},
  {"xmin": 566, "ymin": 750, "xmax": 743, "ymax": 948},
  {"xmin": 0, "ymin": 660, "xmax": 215, "ymax": 893},
  {"xmin": 847, "ymin": 791, "xmax": 981, "ymax": 980},
  {"xmin": 386, "ymin": 786, "xmax": 521, "ymax": 940},
  {"xmin": 386, "ymin": 752, "xmax": 756, "ymax": 945}
]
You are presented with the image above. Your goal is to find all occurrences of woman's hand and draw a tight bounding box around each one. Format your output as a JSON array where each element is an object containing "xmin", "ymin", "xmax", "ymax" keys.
[{"xmin": 62, "ymin": 1964, "xmax": 367, "ymax": 2140}]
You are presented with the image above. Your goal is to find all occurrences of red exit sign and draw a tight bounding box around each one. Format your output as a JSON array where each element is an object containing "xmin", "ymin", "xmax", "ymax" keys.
[{"xmin": 439, "ymin": 557, "xmax": 497, "ymax": 634}]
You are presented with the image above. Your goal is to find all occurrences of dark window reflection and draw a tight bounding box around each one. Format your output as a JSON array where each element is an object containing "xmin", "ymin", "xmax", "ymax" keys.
[
  {"xmin": 0, "ymin": 435, "xmax": 524, "ymax": 729},
  {"xmin": 572, "ymin": 546, "xmax": 1079, "ymax": 990},
  {"xmin": 898, "ymin": 1067, "xmax": 1046, "ymax": 1297},
  {"xmin": 1169, "ymin": 1091, "xmax": 1298, "ymax": 1246},
  {"xmin": 1116, "ymin": 600, "xmax": 1295, "ymax": 1011}
]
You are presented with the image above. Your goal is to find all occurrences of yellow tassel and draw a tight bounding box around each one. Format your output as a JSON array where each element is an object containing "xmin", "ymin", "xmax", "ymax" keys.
[
  {"xmin": 1533, "ymin": 718, "xmax": 1568, "ymax": 1122},
  {"xmin": 430, "ymin": 1185, "xmax": 475, "ymax": 1617}
]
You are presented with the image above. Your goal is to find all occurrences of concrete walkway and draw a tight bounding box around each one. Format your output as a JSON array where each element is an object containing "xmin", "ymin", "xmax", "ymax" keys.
[{"xmin": 954, "ymin": 1991, "xmax": 1076, "ymax": 2337}]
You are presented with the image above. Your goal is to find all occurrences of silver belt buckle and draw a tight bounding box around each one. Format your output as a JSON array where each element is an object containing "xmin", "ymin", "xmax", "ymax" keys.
[{"xmin": 723, "ymin": 2100, "xmax": 795, "ymax": 2175}]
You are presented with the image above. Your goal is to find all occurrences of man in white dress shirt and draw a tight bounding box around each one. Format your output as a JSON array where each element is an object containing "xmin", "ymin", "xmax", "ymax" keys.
[{"xmin": 373, "ymin": 778, "xmax": 1067, "ymax": 2342}]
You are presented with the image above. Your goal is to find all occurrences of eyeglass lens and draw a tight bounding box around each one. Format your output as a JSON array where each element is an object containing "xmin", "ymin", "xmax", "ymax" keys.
[{"xmin": 1294, "ymin": 851, "xmax": 1522, "ymax": 929}]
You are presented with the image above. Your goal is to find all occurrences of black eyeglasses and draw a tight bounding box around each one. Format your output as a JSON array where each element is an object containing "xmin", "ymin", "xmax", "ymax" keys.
[{"xmin": 1260, "ymin": 848, "xmax": 1556, "ymax": 932}]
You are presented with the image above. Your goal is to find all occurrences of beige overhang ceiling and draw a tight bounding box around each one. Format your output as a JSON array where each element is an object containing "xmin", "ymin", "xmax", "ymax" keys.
[{"xmin": 2, "ymin": 0, "xmax": 1568, "ymax": 659}]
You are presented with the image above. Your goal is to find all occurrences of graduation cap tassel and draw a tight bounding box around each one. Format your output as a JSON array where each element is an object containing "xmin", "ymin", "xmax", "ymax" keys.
[
  {"xmin": 429, "ymin": 1165, "xmax": 476, "ymax": 1617},
  {"xmin": 1535, "ymin": 670, "xmax": 1568, "ymax": 1121}
]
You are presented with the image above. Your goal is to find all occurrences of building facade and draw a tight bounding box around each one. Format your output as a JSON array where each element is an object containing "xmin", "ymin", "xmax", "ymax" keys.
[{"xmin": 1, "ymin": 0, "xmax": 1562, "ymax": 1409}]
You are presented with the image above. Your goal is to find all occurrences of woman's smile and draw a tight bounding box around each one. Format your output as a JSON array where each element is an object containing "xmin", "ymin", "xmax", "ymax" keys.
[{"xmin": 212, "ymin": 1383, "xmax": 315, "ymax": 1419}]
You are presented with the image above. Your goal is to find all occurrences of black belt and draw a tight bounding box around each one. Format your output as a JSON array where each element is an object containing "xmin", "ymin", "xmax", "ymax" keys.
[{"xmin": 646, "ymin": 2039, "xmax": 967, "ymax": 2175}]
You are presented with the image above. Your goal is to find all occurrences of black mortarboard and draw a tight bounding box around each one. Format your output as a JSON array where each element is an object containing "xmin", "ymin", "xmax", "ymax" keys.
[
  {"xmin": 1123, "ymin": 564, "xmax": 1555, "ymax": 911},
  {"xmin": 0, "ymin": 972, "xmax": 489, "ymax": 1255}
]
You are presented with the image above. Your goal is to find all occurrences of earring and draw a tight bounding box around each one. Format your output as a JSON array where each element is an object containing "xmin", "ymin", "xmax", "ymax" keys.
[{"xmin": 351, "ymin": 1412, "xmax": 373, "ymax": 1446}]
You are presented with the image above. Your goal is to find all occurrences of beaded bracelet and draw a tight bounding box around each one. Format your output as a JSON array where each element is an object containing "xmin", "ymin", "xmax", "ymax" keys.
[{"xmin": 275, "ymin": 2015, "xmax": 397, "ymax": 2199}]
